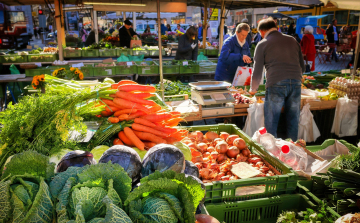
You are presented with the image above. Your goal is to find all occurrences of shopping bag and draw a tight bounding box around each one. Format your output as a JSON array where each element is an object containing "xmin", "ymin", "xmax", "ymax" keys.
[
  {"xmin": 331, "ymin": 96, "xmax": 358, "ymax": 137},
  {"xmin": 116, "ymin": 53, "xmax": 129, "ymax": 62},
  {"xmin": 298, "ymin": 103, "xmax": 321, "ymax": 142},
  {"xmin": 243, "ymin": 102, "xmax": 265, "ymax": 137},
  {"xmin": 197, "ymin": 52, "xmax": 208, "ymax": 61},
  {"xmin": 232, "ymin": 67, "xmax": 252, "ymax": 86},
  {"xmin": 130, "ymin": 40, "xmax": 142, "ymax": 48}
]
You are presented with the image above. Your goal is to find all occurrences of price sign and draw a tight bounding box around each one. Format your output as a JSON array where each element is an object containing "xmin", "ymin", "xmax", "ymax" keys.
[
  {"xmin": 126, "ymin": 62, "xmax": 133, "ymax": 66},
  {"xmin": 183, "ymin": 61, "xmax": 188, "ymax": 66}
]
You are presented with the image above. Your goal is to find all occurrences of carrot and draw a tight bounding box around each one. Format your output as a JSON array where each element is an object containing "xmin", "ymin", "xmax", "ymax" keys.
[
  {"xmin": 134, "ymin": 118, "xmax": 156, "ymax": 127},
  {"xmin": 165, "ymin": 137, "xmax": 179, "ymax": 144},
  {"xmin": 113, "ymin": 98, "xmax": 151, "ymax": 113},
  {"xmin": 101, "ymin": 111, "xmax": 114, "ymax": 117},
  {"xmin": 105, "ymin": 106, "xmax": 122, "ymax": 113},
  {"xmin": 118, "ymin": 131, "xmax": 134, "ymax": 146},
  {"xmin": 124, "ymin": 127, "xmax": 145, "ymax": 150},
  {"xmin": 118, "ymin": 84, "xmax": 156, "ymax": 93},
  {"xmin": 113, "ymin": 138, "xmax": 123, "ymax": 145},
  {"xmin": 119, "ymin": 80, "xmax": 138, "ymax": 85},
  {"xmin": 140, "ymin": 113, "xmax": 173, "ymax": 123},
  {"xmin": 108, "ymin": 117, "xmax": 120, "ymax": 123},
  {"xmin": 118, "ymin": 114, "xmax": 129, "ymax": 120},
  {"xmin": 169, "ymin": 129, "xmax": 188, "ymax": 141},
  {"xmin": 153, "ymin": 125, "xmax": 177, "ymax": 134},
  {"xmin": 111, "ymin": 84, "xmax": 120, "ymax": 89},
  {"xmin": 109, "ymin": 94, "xmax": 118, "ymax": 98},
  {"xmin": 126, "ymin": 111, "xmax": 147, "ymax": 120},
  {"xmin": 143, "ymin": 141, "xmax": 157, "ymax": 150},
  {"xmin": 169, "ymin": 111, "xmax": 181, "ymax": 117},
  {"xmin": 132, "ymin": 130, "xmax": 167, "ymax": 144},
  {"xmin": 100, "ymin": 98, "xmax": 122, "ymax": 108},
  {"xmin": 131, "ymin": 123, "xmax": 169, "ymax": 138},
  {"xmin": 115, "ymin": 91, "xmax": 156, "ymax": 106},
  {"xmin": 164, "ymin": 118, "xmax": 183, "ymax": 127},
  {"xmin": 133, "ymin": 93, "xmax": 152, "ymax": 99},
  {"xmin": 114, "ymin": 109, "xmax": 138, "ymax": 117},
  {"xmin": 147, "ymin": 105, "xmax": 162, "ymax": 113}
]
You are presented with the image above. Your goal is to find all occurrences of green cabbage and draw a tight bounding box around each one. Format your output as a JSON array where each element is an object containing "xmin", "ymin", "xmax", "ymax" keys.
[{"xmin": 50, "ymin": 162, "xmax": 132, "ymax": 223}]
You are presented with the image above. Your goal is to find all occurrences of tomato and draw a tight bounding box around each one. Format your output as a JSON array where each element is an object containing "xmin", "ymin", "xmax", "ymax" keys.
[{"xmin": 113, "ymin": 138, "xmax": 123, "ymax": 145}]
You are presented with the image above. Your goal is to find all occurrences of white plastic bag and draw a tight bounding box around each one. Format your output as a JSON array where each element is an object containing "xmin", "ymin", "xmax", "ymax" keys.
[
  {"xmin": 298, "ymin": 103, "xmax": 321, "ymax": 142},
  {"xmin": 331, "ymin": 96, "xmax": 358, "ymax": 137},
  {"xmin": 232, "ymin": 67, "xmax": 252, "ymax": 86},
  {"xmin": 243, "ymin": 102, "xmax": 265, "ymax": 137}
]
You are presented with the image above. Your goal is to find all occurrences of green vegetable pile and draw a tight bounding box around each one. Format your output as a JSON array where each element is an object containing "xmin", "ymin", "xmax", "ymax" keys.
[
  {"xmin": 29, "ymin": 47, "xmax": 43, "ymax": 54},
  {"xmin": 155, "ymin": 80, "xmax": 191, "ymax": 99}
]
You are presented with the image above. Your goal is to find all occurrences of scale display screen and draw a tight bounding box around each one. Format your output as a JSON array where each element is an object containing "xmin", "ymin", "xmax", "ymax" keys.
[{"xmin": 203, "ymin": 95, "xmax": 212, "ymax": 100}]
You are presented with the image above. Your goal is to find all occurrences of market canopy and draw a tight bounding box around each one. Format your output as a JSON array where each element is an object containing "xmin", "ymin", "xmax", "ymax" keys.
[
  {"xmin": 320, "ymin": 0, "xmax": 360, "ymax": 10},
  {"xmin": 265, "ymin": 13, "xmax": 296, "ymax": 21}
]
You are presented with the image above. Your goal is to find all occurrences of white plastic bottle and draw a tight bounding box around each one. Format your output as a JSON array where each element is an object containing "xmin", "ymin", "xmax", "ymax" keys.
[
  {"xmin": 279, "ymin": 145, "xmax": 298, "ymax": 169},
  {"xmin": 258, "ymin": 127, "xmax": 280, "ymax": 157}
]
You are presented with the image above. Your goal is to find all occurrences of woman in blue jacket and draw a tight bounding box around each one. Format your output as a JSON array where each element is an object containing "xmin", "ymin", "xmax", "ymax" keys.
[{"xmin": 215, "ymin": 23, "xmax": 252, "ymax": 83}]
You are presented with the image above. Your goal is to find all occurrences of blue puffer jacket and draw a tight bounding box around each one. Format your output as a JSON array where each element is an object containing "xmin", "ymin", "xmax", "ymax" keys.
[{"xmin": 215, "ymin": 35, "xmax": 251, "ymax": 83}]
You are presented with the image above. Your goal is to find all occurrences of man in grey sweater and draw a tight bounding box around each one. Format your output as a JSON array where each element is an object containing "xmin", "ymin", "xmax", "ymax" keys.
[{"xmin": 250, "ymin": 18, "xmax": 305, "ymax": 141}]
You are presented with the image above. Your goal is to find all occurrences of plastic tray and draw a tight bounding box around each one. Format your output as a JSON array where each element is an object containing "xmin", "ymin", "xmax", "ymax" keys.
[
  {"xmin": 184, "ymin": 124, "xmax": 298, "ymax": 204},
  {"xmin": 131, "ymin": 50, "xmax": 149, "ymax": 56},
  {"xmin": 93, "ymin": 64, "xmax": 115, "ymax": 76},
  {"xmin": 201, "ymin": 184, "xmax": 340, "ymax": 223},
  {"xmin": 64, "ymin": 49, "xmax": 82, "ymax": 58},
  {"xmin": 0, "ymin": 54, "xmax": 27, "ymax": 63},
  {"xmin": 306, "ymin": 139, "xmax": 359, "ymax": 153},
  {"xmin": 99, "ymin": 49, "xmax": 117, "ymax": 57},
  {"xmin": 135, "ymin": 61, "xmax": 159, "ymax": 75},
  {"xmin": 162, "ymin": 64, "xmax": 180, "ymax": 74},
  {"xmin": 115, "ymin": 64, "xmax": 137, "ymax": 75},
  {"xmin": 116, "ymin": 49, "xmax": 131, "ymax": 56},
  {"xmin": 25, "ymin": 68, "xmax": 51, "ymax": 77},
  {"xmin": 27, "ymin": 54, "xmax": 58, "ymax": 62},
  {"xmin": 80, "ymin": 64, "xmax": 94, "ymax": 77},
  {"xmin": 206, "ymin": 49, "xmax": 219, "ymax": 56},
  {"xmin": 179, "ymin": 62, "xmax": 199, "ymax": 74},
  {"xmin": 81, "ymin": 49, "xmax": 99, "ymax": 57}
]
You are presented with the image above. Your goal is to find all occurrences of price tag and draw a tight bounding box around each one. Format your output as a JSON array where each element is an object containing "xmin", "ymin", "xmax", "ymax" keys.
[
  {"xmin": 183, "ymin": 61, "xmax": 188, "ymax": 66},
  {"xmin": 35, "ymin": 63, "xmax": 42, "ymax": 67},
  {"xmin": 342, "ymin": 69, "xmax": 350, "ymax": 74},
  {"xmin": 126, "ymin": 62, "xmax": 133, "ymax": 66},
  {"xmin": 105, "ymin": 69, "xmax": 112, "ymax": 75}
]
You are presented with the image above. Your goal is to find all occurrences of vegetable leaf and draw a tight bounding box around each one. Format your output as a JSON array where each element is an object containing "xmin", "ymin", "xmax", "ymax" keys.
[{"xmin": 141, "ymin": 197, "xmax": 177, "ymax": 223}]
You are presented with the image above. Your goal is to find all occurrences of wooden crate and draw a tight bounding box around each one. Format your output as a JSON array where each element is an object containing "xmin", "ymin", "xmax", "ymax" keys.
[
  {"xmin": 303, "ymin": 99, "xmax": 338, "ymax": 110},
  {"xmin": 234, "ymin": 104, "xmax": 250, "ymax": 113}
]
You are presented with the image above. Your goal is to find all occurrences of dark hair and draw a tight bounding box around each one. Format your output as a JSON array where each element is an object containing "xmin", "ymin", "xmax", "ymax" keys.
[
  {"xmin": 332, "ymin": 19, "xmax": 337, "ymax": 24},
  {"xmin": 258, "ymin": 17, "xmax": 277, "ymax": 31},
  {"xmin": 167, "ymin": 24, "xmax": 170, "ymax": 28},
  {"xmin": 186, "ymin": 26, "xmax": 197, "ymax": 41},
  {"xmin": 177, "ymin": 24, "xmax": 181, "ymax": 26},
  {"xmin": 124, "ymin": 19, "xmax": 132, "ymax": 25}
]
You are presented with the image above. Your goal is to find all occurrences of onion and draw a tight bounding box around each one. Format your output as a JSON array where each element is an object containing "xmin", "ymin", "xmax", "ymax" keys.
[
  {"xmin": 197, "ymin": 143, "xmax": 208, "ymax": 153},
  {"xmin": 216, "ymin": 153, "xmax": 226, "ymax": 163},
  {"xmin": 203, "ymin": 152, "xmax": 211, "ymax": 158},
  {"xmin": 195, "ymin": 214, "xmax": 221, "ymax": 223},
  {"xmin": 233, "ymin": 138, "xmax": 247, "ymax": 150},
  {"xmin": 226, "ymin": 135, "xmax": 240, "ymax": 145},
  {"xmin": 215, "ymin": 142, "xmax": 228, "ymax": 154},
  {"xmin": 192, "ymin": 155, "xmax": 203, "ymax": 163},
  {"xmin": 191, "ymin": 149, "xmax": 202, "ymax": 157},
  {"xmin": 195, "ymin": 131, "xmax": 204, "ymax": 140},
  {"xmin": 210, "ymin": 151, "xmax": 219, "ymax": 160},
  {"xmin": 241, "ymin": 148, "xmax": 251, "ymax": 157},
  {"xmin": 188, "ymin": 142, "xmax": 198, "ymax": 150},
  {"xmin": 227, "ymin": 146, "xmax": 240, "ymax": 158},
  {"xmin": 194, "ymin": 163, "xmax": 202, "ymax": 169},
  {"xmin": 220, "ymin": 132, "xmax": 230, "ymax": 141},
  {"xmin": 207, "ymin": 146, "xmax": 216, "ymax": 153},
  {"xmin": 205, "ymin": 131, "xmax": 219, "ymax": 142},
  {"xmin": 236, "ymin": 154, "xmax": 248, "ymax": 162}
]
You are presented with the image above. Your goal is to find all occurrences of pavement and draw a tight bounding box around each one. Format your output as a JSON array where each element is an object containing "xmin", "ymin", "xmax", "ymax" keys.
[{"xmin": 314, "ymin": 53, "xmax": 352, "ymax": 72}]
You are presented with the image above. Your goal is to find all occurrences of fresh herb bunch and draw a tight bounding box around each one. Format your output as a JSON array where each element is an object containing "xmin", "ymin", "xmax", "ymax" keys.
[
  {"xmin": 335, "ymin": 149, "xmax": 360, "ymax": 172},
  {"xmin": 0, "ymin": 87, "xmax": 116, "ymax": 173},
  {"xmin": 155, "ymin": 79, "xmax": 191, "ymax": 97}
]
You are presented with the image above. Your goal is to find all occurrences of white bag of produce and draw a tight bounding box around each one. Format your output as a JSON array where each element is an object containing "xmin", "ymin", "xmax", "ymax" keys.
[
  {"xmin": 243, "ymin": 102, "xmax": 264, "ymax": 137},
  {"xmin": 232, "ymin": 66, "xmax": 252, "ymax": 86},
  {"xmin": 298, "ymin": 103, "xmax": 321, "ymax": 142},
  {"xmin": 331, "ymin": 96, "xmax": 358, "ymax": 137}
]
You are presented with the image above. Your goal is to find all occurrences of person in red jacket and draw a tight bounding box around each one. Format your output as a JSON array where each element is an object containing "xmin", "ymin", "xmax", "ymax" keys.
[{"xmin": 300, "ymin": 25, "xmax": 316, "ymax": 71}]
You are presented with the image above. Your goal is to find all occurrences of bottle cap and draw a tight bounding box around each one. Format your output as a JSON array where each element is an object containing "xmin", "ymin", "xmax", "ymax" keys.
[
  {"xmin": 259, "ymin": 127, "xmax": 267, "ymax": 135},
  {"xmin": 281, "ymin": 145, "xmax": 290, "ymax": 153}
]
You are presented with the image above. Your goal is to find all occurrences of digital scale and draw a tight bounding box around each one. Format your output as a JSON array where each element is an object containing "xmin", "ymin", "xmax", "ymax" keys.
[{"xmin": 189, "ymin": 81, "xmax": 235, "ymax": 117}]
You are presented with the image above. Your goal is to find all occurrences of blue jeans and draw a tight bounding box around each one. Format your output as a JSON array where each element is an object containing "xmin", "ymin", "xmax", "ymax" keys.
[{"xmin": 264, "ymin": 79, "xmax": 301, "ymax": 141}]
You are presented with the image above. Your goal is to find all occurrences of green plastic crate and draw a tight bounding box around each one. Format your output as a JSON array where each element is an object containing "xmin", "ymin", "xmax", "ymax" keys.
[
  {"xmin": 0, "ymin": 54, "xmax": 27, "ymax": 63},
  {"xmin": 135, "ymin": 61, "xmax": 159, "ymax": 75},
  {"xmin": 116, "ymin": 49, "xmax": 131, "ymax": 56},
  {"xmin": 179, "ymin": 62, "xmax": 200, "ymax": 74},
  {"xmin": 25, "ymin": 68, "xmax": 51, "ymax": 77},
  {"xmin": 27, "ymin": 54, "xmax": 58, "ymax": 62},
  {"xmin": 198, "ymin": 49, "xmax": 205, "ymax": 55},
  {"xmin": 148, "ymin": 50, "xmax": 165, "ymax": 56},
  {"xmin": 64, "ymin": 49, "xmax": 82, "ymax": 58},
  {"xmin": 155, "ymin": 61, "xmax": 179, "ymax": 74},
  {"xmin": 99, "ymin": 49, "xmax": 117, "ymax": 57},
  {"xmin": 306, "ymin": 139, "xmax": 359, "ymax": 153},
  {"xmin": 206, "ymin": 49, "xmax": 219, "ymax": 56},
  {"xmin": 201, "ymin": 187, "xmax": 340, "ymax": 223},
  {"xmin": 93, "ymin": 64, "xmax": 116, "ymax": 76},
  {"xmin": 184, "ymin": 124, "xmax": 298, "ymax": 204},
  {"xmin": 115, "ymin": 64, "xmax": 137, "ymax": 75},
  {"xmin": 81, "ymin": 49, "xmax": 99, "ymax": 57},
  {"xmin": 131, "ymin": 49, "xmax": 149, "ymax": 56},
  {"xmin": 80, "ymin": 64, "xmax": 94, "ymax": 77}
]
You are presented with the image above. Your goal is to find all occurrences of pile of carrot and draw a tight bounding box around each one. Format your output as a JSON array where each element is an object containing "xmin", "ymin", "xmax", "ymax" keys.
[{"xmin": 98, "ymin": 80, "xmax": 188, "ymax": 150}]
